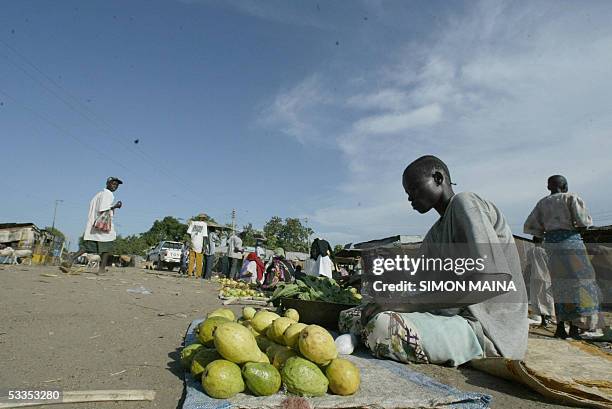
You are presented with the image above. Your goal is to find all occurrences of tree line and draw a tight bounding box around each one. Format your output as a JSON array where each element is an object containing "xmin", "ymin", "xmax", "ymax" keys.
[{"xmin": 76, "ymin": 215, "xmax": 314, "ymax": 255}]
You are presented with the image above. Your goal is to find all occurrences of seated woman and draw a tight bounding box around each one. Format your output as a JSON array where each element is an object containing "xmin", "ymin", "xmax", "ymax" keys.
[
  {"xmin": 239, "ymin": 252, "xmax": 265, "ymax": 284},
  {"xmin": 339, "ymin": 155, "xmax": 528, "ymax": 367},
  {"xmin": 263, "ymin": 248, "xmax": 295, "ymax": 289}
]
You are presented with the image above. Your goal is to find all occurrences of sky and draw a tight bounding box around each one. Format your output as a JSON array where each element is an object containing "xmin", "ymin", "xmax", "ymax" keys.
[{"xmin": 2, "ymin": 0, "xmax": 612, "ymax": 250}]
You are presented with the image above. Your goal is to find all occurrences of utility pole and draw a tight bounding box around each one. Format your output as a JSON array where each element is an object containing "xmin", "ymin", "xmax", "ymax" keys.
[
  {"xmin": 303, "ymin": 217, "xmax": 311, "ymax": 248},
  {"xmin": 49, "ymin": 199, "xmax": 63, "ymax": 264},
  {"xmin": 231, "ymin": 208, "xmax": 236, "ymax": 232},
  {"xmin": 51, "ymin": 199, "xmax": 63, "ymax": 233}
]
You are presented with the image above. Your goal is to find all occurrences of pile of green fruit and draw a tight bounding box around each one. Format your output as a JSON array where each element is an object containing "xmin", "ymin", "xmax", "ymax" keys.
[
  {"xmin": 180, "ymin": 306, "xmax": 361, "ymax": 399},
  {"xmin": 217, "ymin": 278, "xmax": 265, "ymax": 299},
  {"xmin": 271, "ymin": 276, "xmax": 362, "ymax": 304}
]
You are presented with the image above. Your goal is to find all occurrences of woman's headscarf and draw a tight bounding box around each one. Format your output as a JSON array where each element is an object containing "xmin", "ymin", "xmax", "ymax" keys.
[
  {"xmin": 246, "ymin": 252, "xmax": 265, "ymax": 282},
  {"xmin": 310, "ymin": 238, "xmax": 332, "ymax": 260}
]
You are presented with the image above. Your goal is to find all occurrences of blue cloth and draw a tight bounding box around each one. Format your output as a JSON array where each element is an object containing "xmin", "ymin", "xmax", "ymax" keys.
[
  {"xmin": 544, "ymin": 230, "xmax": 601, "ymax": 321},
  {"xmin": 404, "ymin": 312, "xmax": 484, "ymax": 366},
  {"xmin": 181, "ymin": 319, "xmax": 491, "ymax": 409}
]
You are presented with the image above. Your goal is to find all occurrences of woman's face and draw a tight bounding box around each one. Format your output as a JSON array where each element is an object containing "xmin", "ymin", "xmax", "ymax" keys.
[{"xmin": 402, "ymin": 172, "xmax": 441, "ymax": 214}]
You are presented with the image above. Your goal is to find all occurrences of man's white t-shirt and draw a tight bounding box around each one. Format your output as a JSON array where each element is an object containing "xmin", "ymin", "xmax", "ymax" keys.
[
  {"xmin": 227, "ymin": 234, "xmax": 243, "ymax": 259},
  {"xmin": 187, "ymin": 221, "xmax": 208, "ymax": 253},
  {"xmin": 83, "ymin": 189, "xmax": 116, "ymax": 242}
]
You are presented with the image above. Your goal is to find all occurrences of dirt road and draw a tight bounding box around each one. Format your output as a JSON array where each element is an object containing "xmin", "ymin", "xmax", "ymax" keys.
[{"xmin": 0, "ymin": 265, "xmax": 576, "ymax": 408}]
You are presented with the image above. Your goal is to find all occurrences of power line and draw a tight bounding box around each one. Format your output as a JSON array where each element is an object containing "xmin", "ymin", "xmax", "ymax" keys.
[
  {"xmin": 0, "ymin": 87, "xmax": 133, "ymax": 173},
  {"xmin": 0, "ymin": 39, "xmax": 202, "ymax": 203}
]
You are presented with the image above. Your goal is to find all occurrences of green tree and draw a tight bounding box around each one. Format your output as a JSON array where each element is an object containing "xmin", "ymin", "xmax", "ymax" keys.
[
  {"xmin": 114, "ymin": 234, "xmax": 150, "ymax": 255},
  {"xmin": 44, "ymin": 226, "xmax": 65, "ymax": 240},
  {"xmin": 241, "ymin": 223, "xmax": 264, "ymax": 247},
  {"xmin": 263, "ymin": 216, "xmax": 283, "ymax": 249},
  {"xmin": 333, "ymin": 244, "xmax": 345, "ymax": 254},
  {"xmin": 263, "ymin": 217, "xmax": 313, "ymax": 253},
  {"xmin": 188, "ymin": 214, "xmax": 217, "ymax": 224},
  {"xmin": 142, "ymin": 216, "xmax": 187, "ymax": 246}
]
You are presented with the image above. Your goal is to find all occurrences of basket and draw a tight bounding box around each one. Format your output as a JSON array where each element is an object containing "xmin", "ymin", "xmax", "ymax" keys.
[{"xmin": 278, "ymin": 298, "xmax": 356, "ymax": 330}]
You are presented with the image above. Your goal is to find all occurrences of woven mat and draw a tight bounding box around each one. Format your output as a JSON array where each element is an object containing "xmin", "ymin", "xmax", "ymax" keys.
[{"xmin": 471, "ymin": 338, "xmax": 612, "ymax": 409}]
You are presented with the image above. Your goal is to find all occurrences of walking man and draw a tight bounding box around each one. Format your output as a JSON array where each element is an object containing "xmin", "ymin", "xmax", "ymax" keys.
[{"xmin": 61, "ymin": 177, "xmax": 123, "ymax": 275}]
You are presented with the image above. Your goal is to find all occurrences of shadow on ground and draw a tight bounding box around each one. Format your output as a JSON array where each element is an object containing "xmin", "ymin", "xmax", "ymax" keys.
[
  {"xmin": 168, "ymin": 347, "xmax": 187, "ymax": 409},
  {"xmin": 460, "ymin": 366, "xmax": 549, "ymax": 404}
]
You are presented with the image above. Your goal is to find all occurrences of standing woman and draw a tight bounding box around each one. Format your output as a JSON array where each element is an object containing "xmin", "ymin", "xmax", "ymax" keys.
[
  {"xmin": 524, "ymin": 175, "xmax": 602, "ymax": 339},
  {"xmin": 310, "ymin": 238, "xmax": 335, "ymax": 279}
]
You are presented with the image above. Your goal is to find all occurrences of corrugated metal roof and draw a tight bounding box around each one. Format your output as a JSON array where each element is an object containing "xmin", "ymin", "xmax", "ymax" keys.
[{"xmin": 0, "ymin": 222, "xmax": 38, "ymax": 230}]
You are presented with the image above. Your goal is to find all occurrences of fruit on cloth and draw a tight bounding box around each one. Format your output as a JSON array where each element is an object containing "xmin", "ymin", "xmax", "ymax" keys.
[
  {"xmin": 334, "ymin": 333, "xmax": 358, "ymax": 355},
  {"xmin": 272, "ymin": 348, "xmax": 297, "ymax": 370},
  {"xmin": 281, "ymin": 356, "xmax": 329, "ymax": 397},
  {"xmin": 197, "ymin": 316, "xmax": 231, "ymax": 347},
  {"xmin": 266, "ymin": 317, "xmax": 295, "ymax": 344},
  {"xmin": 325, "ymin": 358, "xmax": 361, "ymax": 396},
  {"xmin": 251, "ymin": 310, "xmax": 280, "ymax": 333},
  {"xmin": 202, "ymin": 360, "xmax": 245, "ymax": 399},
  {"xmin": 208, "ymin": 308, "xmax": 235, "ymax": 321},
  {"xmin": 298, "ymin": 325, "xmax": 338, "ymax": 365},
  {"xmin": 283, "ymin": 323, "xmax": 307, "ymax": 349},
  {"xmin": 190, "ymin": 348, "xmax": 222, "ymax": 379},
  {"xmin": 243, "ymin": 306, "xmax": 256, "ymax": 320},
  {"xmin": 214, "ymin": 322, "xmax": 261, "ymax": 364},
  {"xmin": 180, "ymin": 343, "xmax": 205, "ymax": 368},
  {"xmin": 242, "ymin": 362, "xmax": 282, "ymax": 396},
  {"xmin": 284, "ymin": 308, "xmax": 299, "ymax": 322}
]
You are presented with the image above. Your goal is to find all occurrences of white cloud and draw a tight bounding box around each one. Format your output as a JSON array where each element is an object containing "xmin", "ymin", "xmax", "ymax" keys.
[
  {"xmin": 353, "ymin": 104, "xmax": 442, "ymax": 134},
  {"xmin": 261, "ymin": 1, "xmax": 612, "ymax": 243},
  {"xmin": 259, "ymin": 75, "xmax": 333, "ymax": 144},
  {"xmin": 346, "ymin": 88, "xmax": 410, "ymax": 111}
]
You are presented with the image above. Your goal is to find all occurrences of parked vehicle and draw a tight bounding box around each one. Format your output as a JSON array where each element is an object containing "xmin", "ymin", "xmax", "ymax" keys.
[{"xmin": 146, "ymin": 241, "xmax": 183, "ymax": 271}]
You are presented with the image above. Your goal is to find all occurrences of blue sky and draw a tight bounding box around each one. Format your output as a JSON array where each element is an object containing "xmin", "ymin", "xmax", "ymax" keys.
[{"xmin": 2, "ymin": 0, "xmax": 612, "ymax": 250}]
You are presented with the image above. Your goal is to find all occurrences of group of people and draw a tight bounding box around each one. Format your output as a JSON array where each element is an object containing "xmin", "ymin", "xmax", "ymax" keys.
[
  {"xmin": 68, "ymin": 155, "xmax": 605, "ymax": 368},
  {"xmin": 179, "ymin": 219, "xmax": 335, "ymax": 286},
  {"xmin": 238, "ymin": 247, "xmax": 296, "ymax": 288},
  {"xmin": 243, "ymin": 237, "xmax": 338, "ymax": 287},
  {"xmin": 179, "ymin": 214, "xmax": 222, "ymax": 280}
]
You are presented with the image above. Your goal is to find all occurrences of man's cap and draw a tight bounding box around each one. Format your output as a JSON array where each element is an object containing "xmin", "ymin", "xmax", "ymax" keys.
[{"xmin": 107, "ymin": 177, "xmax": 123, "ymax": 184}]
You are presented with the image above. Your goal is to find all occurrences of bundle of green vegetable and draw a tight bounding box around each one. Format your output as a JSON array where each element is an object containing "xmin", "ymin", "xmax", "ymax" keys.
[{"xmin": 271, "ymin": 276, "xmax": 362, "ymax": 304}]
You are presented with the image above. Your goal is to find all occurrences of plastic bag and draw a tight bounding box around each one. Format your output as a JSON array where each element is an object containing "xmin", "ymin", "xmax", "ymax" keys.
[
  {"xmin": 93, "ymin": 210, "xmax": 112, "ymax": 232},
  {"xmin": 127, "ymin": 285, "xmax": 152, "ymax": 295}
]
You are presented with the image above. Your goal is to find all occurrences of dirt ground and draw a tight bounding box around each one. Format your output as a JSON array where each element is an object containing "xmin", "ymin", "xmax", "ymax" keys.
[{"xmin": 0, "ymin": 265, "xmax": 595, "ymax": 409}]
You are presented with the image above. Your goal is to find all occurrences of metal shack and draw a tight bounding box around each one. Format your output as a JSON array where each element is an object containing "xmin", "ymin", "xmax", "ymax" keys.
[
  {"xmin": 0, "ymin": 223, "xmax": 41, "ymax": 250},
  {"xmin": 0, "ymin": 223, "xmax": 63, "ymax": 264}
]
